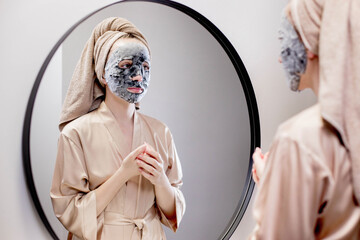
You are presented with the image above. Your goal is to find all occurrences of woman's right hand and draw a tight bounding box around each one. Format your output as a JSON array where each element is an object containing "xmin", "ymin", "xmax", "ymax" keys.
[
  {"xmin": 252, "ymin": 147, "xmax": 269, "ymax": 184},
  {"xmin": 94, "ymin": 143, "xmax": 147, "ymax": 216},
  {"xmin": 119, "ymin": 143, "xmax": 147, "ymax": 180}
]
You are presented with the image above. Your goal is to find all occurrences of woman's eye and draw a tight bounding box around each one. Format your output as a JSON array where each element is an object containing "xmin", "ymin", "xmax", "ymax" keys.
[
  {"xmin": 119, "ymin": 61, "xmax": 132, "ymax": 69},
  {"xmin": 143, "ymin": 64, "xmax": 150, "ymax": 71},
  {"xmin": 281, "ymin": 48, "xmax": 291, "ymax": 56}
]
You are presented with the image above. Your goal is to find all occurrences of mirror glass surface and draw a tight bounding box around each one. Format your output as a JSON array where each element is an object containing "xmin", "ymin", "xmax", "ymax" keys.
[{"xmin": 30, "ymin": 1, "xmax": 252, "ymax": 239}]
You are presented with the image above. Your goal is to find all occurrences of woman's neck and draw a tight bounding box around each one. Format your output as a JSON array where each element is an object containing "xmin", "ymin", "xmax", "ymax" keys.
[
  {"xmin": 307, "ymin": 61, "xmax": 320, "ymax": 97},
  {"xmin": 298, "ymin": 56, "xmax": 320, "ymax": 97},
  {"xmin": 104, "ymin": 87, "xmax": 135, "ymax": 125}
]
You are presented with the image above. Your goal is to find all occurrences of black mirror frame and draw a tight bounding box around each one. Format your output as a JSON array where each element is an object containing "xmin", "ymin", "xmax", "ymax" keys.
[{"xmin": 22, "ymin": 1, "xmax": 260, "ymax": 239}]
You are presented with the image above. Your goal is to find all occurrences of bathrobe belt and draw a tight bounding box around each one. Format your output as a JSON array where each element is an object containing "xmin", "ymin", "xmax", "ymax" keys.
[{"xmin": 104, "ymin": 207, "xmax": 157, "ymax": 240}]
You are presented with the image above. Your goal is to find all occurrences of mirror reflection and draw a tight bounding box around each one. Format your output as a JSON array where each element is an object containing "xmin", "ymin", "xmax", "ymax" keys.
[{"xmin": 30, "ymin": 2, "xmax": 251, "ymax": 239}]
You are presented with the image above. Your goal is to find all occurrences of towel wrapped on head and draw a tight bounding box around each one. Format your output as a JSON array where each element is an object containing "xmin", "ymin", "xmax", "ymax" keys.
[
  {"xmin": 59, "ymin": 17, "xmax": 150, "ymax": 131},
  {"xmin": 290, "ymin": 0, "xmax": 360, "ymax": 204}
]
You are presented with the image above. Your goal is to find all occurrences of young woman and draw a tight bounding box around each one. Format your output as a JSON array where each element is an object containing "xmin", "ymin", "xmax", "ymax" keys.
[
  {"xmin": 251, "ymin": 0, "xmax": 360, "ymax": 239},
  {"xmin": 51, "ymin": 17, "xmax": 185, "ymax": 240}
]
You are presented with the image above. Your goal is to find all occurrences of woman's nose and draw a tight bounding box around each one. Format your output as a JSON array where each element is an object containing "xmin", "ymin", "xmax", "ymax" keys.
[{"xmin": 132, "ymin": 74, "xmax": 143, "ymax": 82}]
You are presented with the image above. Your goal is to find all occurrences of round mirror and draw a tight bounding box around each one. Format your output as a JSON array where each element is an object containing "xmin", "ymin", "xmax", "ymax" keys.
[{"xmin": 23, "ymin": 1, "xmax": 260, "ymax": 239}]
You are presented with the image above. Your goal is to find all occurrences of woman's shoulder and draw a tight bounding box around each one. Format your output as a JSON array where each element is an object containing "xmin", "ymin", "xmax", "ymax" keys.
[
  {"xmin": 60, "ymin": 110, "xmax": 99, "ymax": 139},
  {"xmin": 274, "ymin": 104, "xmax": 343, "ymax": 158},
  {"xmin": 277, "ymin": 104, "xmax": 323, "ymax": 136},
  {"xmin": 138, "ymin": 112, "xmax": 174, "ymax": 141},
  {"xmin": 138, "ymin": 112, "xmax": 169, "ymax": 130}
]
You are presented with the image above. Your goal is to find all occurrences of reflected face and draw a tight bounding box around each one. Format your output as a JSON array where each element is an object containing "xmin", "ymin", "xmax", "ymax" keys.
[
  {"xmin": 104, "ymin": 41, "xmax": 150, "ymax": 103},
  {"xmin": 279, "ymin": 12, "xmax": 307, "ymax": 91}
]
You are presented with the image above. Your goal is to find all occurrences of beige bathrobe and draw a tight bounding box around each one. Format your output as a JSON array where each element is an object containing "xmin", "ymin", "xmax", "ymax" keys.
[
  {"xmin": 250, "ymin": 105, "xmax": 360, "ymax": 239},
  {"xmin": 51, "ymin": 102, "xmax": 185, "ymax": 240}
]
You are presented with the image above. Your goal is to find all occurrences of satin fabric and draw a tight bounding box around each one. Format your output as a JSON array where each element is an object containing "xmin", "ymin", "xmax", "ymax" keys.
[
  {"xmin": 250, "ymin": 105, "xmax": 360, "ymax": 239},
  {"xmin": 290, "ymin": 0, "xmax": 360, "ymax": 204},
  {"xmin": 51, "ymin": 101, "xmax": 185, "ymax": 240}
]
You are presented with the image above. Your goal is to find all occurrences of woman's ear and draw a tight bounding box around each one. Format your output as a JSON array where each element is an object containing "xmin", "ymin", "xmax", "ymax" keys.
[
  {"xmin": 307, "ymin": 50, "xmax": 318, "ymax": 60},
  {"xmin": 101, "ymin": 71, "xmax": 107, "ymax": 86},
  {"xmin": 101, "ymin": 77, "xmax": 107, "ymax": 85}
]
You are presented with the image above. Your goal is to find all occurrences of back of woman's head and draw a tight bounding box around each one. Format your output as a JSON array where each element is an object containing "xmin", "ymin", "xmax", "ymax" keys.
[{"xmin": 289, "ymin": 0, "xmax": 360, "ymax": 205}]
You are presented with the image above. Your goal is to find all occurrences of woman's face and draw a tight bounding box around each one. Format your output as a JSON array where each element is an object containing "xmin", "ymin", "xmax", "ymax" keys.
[
  {"xmin": 278, "ymin": 6, "xmax": 308, "ymax": 92},
  {"xmin": 104, "ymin": 39, "xmax": 151, "ymax": 103}
]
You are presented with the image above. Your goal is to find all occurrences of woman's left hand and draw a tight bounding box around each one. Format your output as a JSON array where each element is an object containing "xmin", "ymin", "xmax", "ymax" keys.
[
  {"xmin": 252, "ymin": 147, "xmax": 269, "ymax": 184},
  {"xmin": 136, "ymin": 143, "xmax": 169, "ymax": 187}
]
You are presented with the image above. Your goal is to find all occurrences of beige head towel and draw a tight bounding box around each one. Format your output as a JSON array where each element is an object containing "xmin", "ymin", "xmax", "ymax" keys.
[
  {"xmin": 290, "ymin": 0, "xmax": 360, "ymax": 204},
  {"xmin": 59, "ymin": 17, "xmax": 150, "ymax": 131}
]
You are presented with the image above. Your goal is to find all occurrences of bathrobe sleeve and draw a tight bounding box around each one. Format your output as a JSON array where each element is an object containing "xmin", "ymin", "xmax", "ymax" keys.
[
  {"xmin": 157, "ymin": 130, "xmax": 186, "ymax": 232},
  {"xmin": 250, "ymin": 133, "xmax": 330, "ymax": 240},
  {"xmin": 50, "ymin": 133, "xmax": 97, "ymax": 240}
]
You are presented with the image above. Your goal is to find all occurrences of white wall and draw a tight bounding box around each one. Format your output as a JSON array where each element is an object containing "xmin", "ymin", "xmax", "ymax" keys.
[{"xmin": 0, "ymin": 0, "xmax": 316, "ymax": 239}]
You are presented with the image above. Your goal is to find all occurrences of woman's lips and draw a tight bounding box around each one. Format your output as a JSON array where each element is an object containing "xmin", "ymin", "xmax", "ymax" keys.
[{"xmin": 127, "ymin": 87, "xmax": 143, "ymax": 94}]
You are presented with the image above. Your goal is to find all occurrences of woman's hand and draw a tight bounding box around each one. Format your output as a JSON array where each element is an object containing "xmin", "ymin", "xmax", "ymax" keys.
[
  {"xmin": 95, "ymin": 144, "xmax": 147, "ymax": 216},
  {"xmin": 252, "ymin": 147, "xmax": 269, "ymax": 184},
  {"xmin": 120, "ymin": 143, "xmax": 147, "ymax": 181},
  {"xmin": 136, "ymin": 143, "xmax": 169, "ymax": 187},
  {"xmin": 137, "ymin": 143, "xmax": 176, "ymax": 220}
]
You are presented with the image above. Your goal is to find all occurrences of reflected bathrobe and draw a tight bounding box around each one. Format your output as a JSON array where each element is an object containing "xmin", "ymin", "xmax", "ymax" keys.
[
  {"xmin": 250, "ymin": 104, "xmax": 360, "ymax": 239},
  {"xmin": 51, "ymin": 102, "xmax": 185, "ymax": 240}
]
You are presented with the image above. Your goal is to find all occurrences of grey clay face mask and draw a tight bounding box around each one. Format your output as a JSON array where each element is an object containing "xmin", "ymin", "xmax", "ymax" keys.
[
  {"xmin": 279, "ymin": 12, "xmax": 307, "ymax": 91},
  {"xmin": 104, "ymin": 41, "xmax": 150, "ymax": 103}
]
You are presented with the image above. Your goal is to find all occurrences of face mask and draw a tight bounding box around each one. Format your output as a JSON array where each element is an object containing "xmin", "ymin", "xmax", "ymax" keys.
[
  {"xmin": 104, "ymin": 41, "xmax": 150, "ymax": 103},
  {"xmin": 279, "ymin": 12, "xmax": 307, "ymax": 91}
]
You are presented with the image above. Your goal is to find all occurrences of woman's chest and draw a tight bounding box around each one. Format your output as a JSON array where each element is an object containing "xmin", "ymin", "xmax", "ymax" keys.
[{"xmin": 79, "ymin": 126, "xmax": 169, "ymax": 189}]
